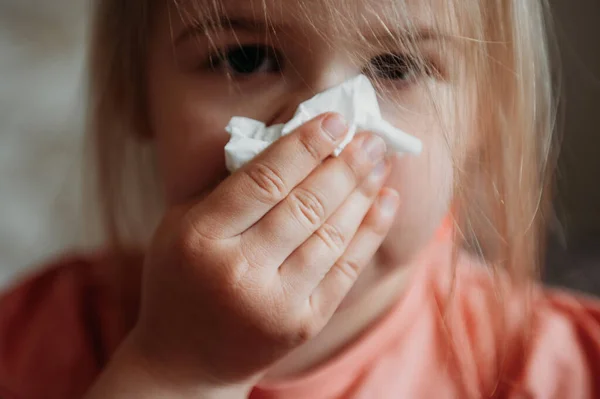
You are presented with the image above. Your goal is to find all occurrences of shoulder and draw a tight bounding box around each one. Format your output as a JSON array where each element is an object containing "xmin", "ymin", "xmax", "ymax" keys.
[
  {"xmin": 442, "ymin": 252, "xmax": 600, "ymax": 398},
  {"xmin": 521, "ymin": 288, "xmax": 600, "ymax": 398},
  {"xmin": 0, "ymin": 251, "xmax": 142, "ymax": 399}
]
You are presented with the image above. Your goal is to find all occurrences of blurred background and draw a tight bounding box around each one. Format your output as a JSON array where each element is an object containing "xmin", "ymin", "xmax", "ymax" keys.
[
  {"xmin": 0, "ymin": 0, "xmax": 598, "ymax": 292},
  {"xmin": 0, "ymin": 0, "xmax": 88, "ymax": 288}
]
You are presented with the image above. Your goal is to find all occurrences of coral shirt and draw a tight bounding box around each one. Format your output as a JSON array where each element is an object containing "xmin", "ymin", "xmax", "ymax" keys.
[{"xmin": 1, "ymin": 233, "xmax": 600, "ymax": 398}]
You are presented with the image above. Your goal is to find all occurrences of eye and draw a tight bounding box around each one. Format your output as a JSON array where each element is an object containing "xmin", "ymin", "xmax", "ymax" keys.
[
  {"xmin": 209, "ymin": 44, "xmax": 282, "ymax": 76},
  {"xmin": 367, "ymin": 53, "xmax": 421, "ymax": 81}
]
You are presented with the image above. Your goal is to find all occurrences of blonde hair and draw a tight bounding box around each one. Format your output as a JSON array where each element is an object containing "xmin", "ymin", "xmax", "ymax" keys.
[{"xmin": 87, "ymin": 0, "xmax": 558, "ymax": 282}]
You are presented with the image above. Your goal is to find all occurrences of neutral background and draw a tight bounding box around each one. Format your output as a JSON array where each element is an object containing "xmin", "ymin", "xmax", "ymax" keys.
[{"xmin": 0, "ymin": 0, "xmax": 599, "ymax": 291}]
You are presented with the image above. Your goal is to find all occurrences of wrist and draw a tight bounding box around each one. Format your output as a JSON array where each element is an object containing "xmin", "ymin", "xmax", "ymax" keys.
[
  {"xmin": 129, "ymin": 330, "xmax": 256, "ymax": 397},
  {"xmin": 87, "ymin": 331, "xmax": 253, "ymax": 399}
]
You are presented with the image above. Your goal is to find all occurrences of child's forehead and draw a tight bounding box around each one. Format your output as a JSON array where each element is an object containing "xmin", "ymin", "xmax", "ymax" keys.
[{"xmin": 173, "ymin": 0, "xmax": 451, "ymax": 34}]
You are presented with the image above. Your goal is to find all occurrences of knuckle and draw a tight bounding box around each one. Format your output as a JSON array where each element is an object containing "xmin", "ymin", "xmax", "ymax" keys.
[
  {"xmin": 315, "ymin": 223, "xmax": 347, "ymax": 253},
  {"xmin": 176, "ymin": 219, "xmax": 248, "ymax": 287},
  {"xmin": 294, "ymin": 319, "xmax": 321, "ymax": 344},
  {"xmin": 367, "ymin": 208, "xmax": 392, "ymax": 236},
  {"xmin": 308, "ymin": 295, "xmax": 328, "ymax": 326},
  {"xmin": 332, "ymin": 258, "xmax": 362, "ymax": 283},
  {"xmin": 360, "ymin": 172, "xmax": 385, "ymax": 197},
  {"xmin": 221, "ymin": 252, "xmax": 251, "ymax": 289},
  {"xmin": 177, "ymin": 219, "xmax": 207, "ymax": 263},
  {"xmin": 289, "ymin": 249, "xmax": 323, "ymax": 280},
  {"xmin": 297, "ymin": 128, "xmax": 325, "ymax": 162},
  {"xmin": 338, "ymin": 154, "xmax": 362, "ymax": 187},
  {"xmin": 259, "ymin": 313, "xmax": 317, "ymax": 347},
  {"xmin": 245, "ymin": 162, "xmax": 288, "ymax": 204},
  {"xmin": 238, "ymin": 234, "xmax": 265, "ymax": 270},
  {"xmin": 288, "ymin": 187, "xmax": 327, "ymax": 229},
  {"xmin": 372, "ymin": 219, "xmax": 391, "ymax": 237},
  {"xmin": 343, "ymin": 141, "xmax": 371, "ymax": 178}
]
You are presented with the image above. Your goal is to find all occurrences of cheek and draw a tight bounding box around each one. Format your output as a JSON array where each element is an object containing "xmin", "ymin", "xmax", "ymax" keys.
[
  {"xmin": 151, "ymin": 99, "xmax": 234, "ymax": 205},
  {"xmin": 147, "ymin": 67, "xmax": 289, "ymax": 205},
  {"xmin": 150, "ymin": 88, "xmax": 290, "ymax": 204},
  {"xmin": 383, "ymin": 125, "xmax": 454, "ymax": 262},
  {"xmin": 376, "ymin": 82, "xmax": 458, "ymax": 261}
]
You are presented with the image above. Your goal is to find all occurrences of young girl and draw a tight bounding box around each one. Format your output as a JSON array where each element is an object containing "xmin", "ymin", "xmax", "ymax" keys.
[{"xmin": 2, "ymin": 0, "xmax": 600, "ymax": 397}]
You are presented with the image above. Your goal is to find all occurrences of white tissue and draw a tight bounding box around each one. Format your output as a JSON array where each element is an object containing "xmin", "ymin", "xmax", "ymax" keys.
[{"xmin": 224, "ymin": 74, "xmax": 423, "ymax": 172}]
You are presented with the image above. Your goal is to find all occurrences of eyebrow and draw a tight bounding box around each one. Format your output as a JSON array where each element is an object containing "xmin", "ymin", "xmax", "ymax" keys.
[
  {"xmin": 174, "ymin": 15, "xmax": 447, "ymax": 48},
  {"xmin": 174, "ymin": 16, "xmax": 285, "ymax": 46}
]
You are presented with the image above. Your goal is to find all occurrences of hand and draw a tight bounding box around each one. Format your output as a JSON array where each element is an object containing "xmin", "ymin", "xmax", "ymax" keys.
[{"xmin": 133, "ymin": 113, "xmax": 400, "ymax": 387}]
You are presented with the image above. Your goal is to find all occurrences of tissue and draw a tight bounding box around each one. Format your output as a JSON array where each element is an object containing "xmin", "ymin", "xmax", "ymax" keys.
[{"xmin": 224, "ymin": 74, "xmax": 422, "ymax": 172}]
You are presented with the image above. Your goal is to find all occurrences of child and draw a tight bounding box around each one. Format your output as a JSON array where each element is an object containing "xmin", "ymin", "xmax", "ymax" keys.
[{"xmin": 1, "ymin": 0, "xmax": 599, "ymax": 397}]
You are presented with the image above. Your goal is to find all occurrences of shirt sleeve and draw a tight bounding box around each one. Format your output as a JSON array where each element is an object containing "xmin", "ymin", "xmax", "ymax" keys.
[
  {"xmin": 436, "ymin": 255, "xmax": 600, "ymax": 399},
  {"xmin": 0, "ymin": 255, "xmax": 110, "ymax": 399},
  {"xmin": 517, "ymin": 291, "xmax": 600, "ymax": 398}
]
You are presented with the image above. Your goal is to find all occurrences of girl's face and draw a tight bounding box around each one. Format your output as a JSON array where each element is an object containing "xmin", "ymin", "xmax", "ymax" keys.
[{"xmin": 147, "ymin": 0, "xmax": 463, "ymax": 266}]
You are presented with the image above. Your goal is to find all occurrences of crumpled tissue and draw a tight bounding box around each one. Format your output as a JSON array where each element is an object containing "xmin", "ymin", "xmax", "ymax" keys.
[{"xmin": 224, "ymin": 74, "xmax": 423, "ymax": 172}]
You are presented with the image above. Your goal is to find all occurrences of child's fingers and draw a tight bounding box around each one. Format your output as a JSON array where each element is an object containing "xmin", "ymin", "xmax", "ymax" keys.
[
  {"xmin": 241, "ymin": 134, "xmax": 386, "ymax": 270},
  {"xmin": 308, "ymin": 188, "xmax": 400, "ymax": 320},
  {"xmin": 275, "ymin": 159, "xmax": 391, "ymax": 296},
  {"xmin": 189, "ymin": 113, "xmax": 348, "ymax": 239}
]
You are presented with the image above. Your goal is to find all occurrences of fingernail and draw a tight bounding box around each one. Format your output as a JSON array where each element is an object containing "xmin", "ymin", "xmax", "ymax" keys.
[
  {"xmin": 370, "ymin": 159, "xmax": 387, "ymax": 179},
  {"xmin": 322, "ymin": 113, "xmax": 347, "ymax": 140},
  {"xmin": 362, "ymin": 135, "xmax": 386, "ymax": 162},
  {"xmin": 379, "ymin": 190, "xmax": 399, "ymax": 216}
]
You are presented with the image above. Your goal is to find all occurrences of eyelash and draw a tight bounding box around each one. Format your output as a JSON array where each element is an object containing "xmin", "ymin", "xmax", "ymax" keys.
[
  {"xmin": 205, "ymin": 44, "xmax": 436, "ymax": 85},
  {"xmin": 207, "ymin": 44, "xmax": 284, "ymax": 77}
]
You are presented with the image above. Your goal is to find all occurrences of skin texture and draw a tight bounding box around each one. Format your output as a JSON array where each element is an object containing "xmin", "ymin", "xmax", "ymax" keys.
[
  {"xmin": 146, "ymin": 0, "xmax": 457, "ymax": 377},
  {"xmin": 150, "ymin": 0, "xmax": 455, "ymax": 265},
  {"xmin": 87, "ymin": 0, "xmax": 467, "ymax": 396}
]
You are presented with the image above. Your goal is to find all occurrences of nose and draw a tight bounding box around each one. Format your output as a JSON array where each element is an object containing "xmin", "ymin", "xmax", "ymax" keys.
[{"xmin": 268, "ymin": 68, "xmax": 357, "ymax": 126}]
